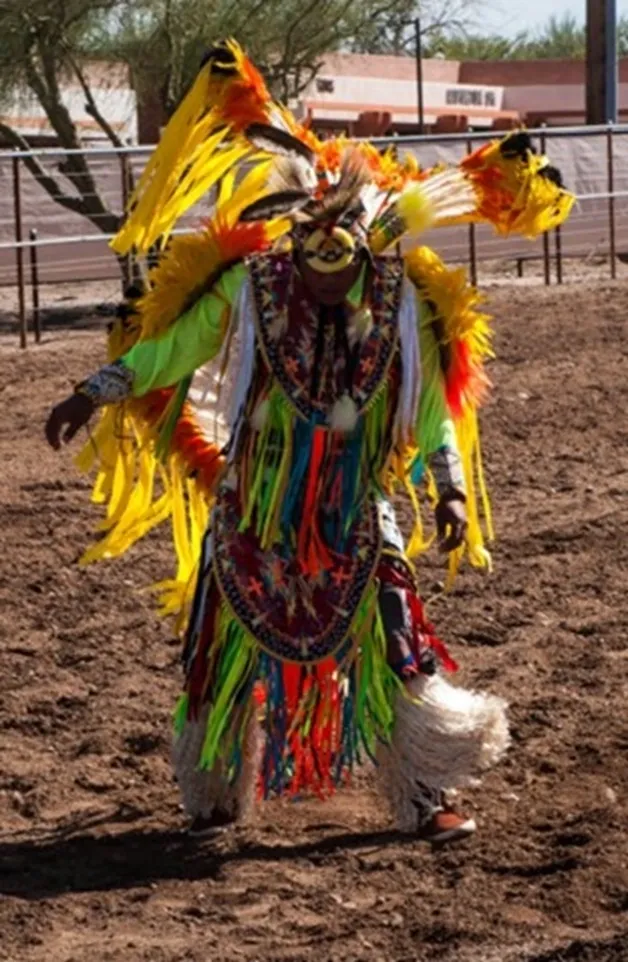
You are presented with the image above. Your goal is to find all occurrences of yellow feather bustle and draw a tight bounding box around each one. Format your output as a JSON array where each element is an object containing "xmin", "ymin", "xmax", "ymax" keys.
[
  {"xmin": 445, "ymin": 134, "xmax": 576, "ymax": 237},
  {"xmin": 407, "ymin": 246, "xmax": 493, "ymax": 368},
  {"xmin": 404, "ymin": 246, "xmax": 495, "ymax": 586},
  {"xmin": 76, "ymin": 169, "xmax": 284, "ymax": 630},
  {"xmin": 136, "ymin": 168, "xmax": 287, "ymax": 342}
]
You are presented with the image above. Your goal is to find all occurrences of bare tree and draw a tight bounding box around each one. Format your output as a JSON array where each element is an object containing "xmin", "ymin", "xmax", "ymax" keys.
[{"xmin": 0, "ymin": 0, "xmax": 127, "ymax": 236}]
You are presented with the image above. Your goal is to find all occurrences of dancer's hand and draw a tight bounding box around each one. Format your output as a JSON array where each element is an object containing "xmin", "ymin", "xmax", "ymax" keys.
[
  {"xmin": 45, "ymin": 394, "xmax": 94, "ymax": 450},
  {"xmin": 435, "ymin": 493, "xmax": 467, "ymax": 553}
]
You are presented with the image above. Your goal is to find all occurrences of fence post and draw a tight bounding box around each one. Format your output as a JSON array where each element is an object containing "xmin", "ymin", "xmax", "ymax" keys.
[
  {"xmin": 607, "ymin": 124, "xmax": 617, "ymax": 280},
  {"xmin": 12, "ymin": 152, "xmax": 27, "ymax": 348},
  {"xmin": 539, "ymin": 127, "xmax": 551, "ymax": 286},
  {"xmin": 29, "ymin": 229, "xmax": 41, "ymax": 343},
  {"xmin": 466, "ymin": 132, "xmax": 478, "ymax": 286},
  {"xmin": 120, "ymin": 148, "xmax": 133, "ymax": 291},
  {"xmin": 555, "ymin": 227, "xmax": 563, "ymax": 285}
]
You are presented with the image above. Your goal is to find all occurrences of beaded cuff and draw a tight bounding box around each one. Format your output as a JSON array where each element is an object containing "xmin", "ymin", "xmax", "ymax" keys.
[
  {"xmin": 75, "ymin": 360, "xmax": 135, "ymax": 407},
  {"xmin": 428, "ymin": 446, "xmax": 466, "ymax": 500},
  {"xmin": 377, "ymin": 497, "xmax": 405, "ymax": 555}
]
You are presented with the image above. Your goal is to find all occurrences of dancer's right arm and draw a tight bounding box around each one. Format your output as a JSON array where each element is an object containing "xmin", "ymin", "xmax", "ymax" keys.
[{"xmin": 45, "ymin": 263, "xmax": 247, "ymax": 449}]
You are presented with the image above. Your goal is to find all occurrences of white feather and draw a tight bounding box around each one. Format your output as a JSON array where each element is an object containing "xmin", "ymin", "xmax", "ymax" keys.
[
  {"xmin": 330, "ymin": 393, "xmax": 359, "ymax": 433},
  {"xmin": 377, "ymin": 673, "xmax": 510, "ymax": 831}
]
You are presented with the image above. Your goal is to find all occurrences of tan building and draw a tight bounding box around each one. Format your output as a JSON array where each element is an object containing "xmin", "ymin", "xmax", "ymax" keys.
[
  {"xmin": 298, "ymin": 53, "xmax": 516, "ymax": 134},
  {"xmin": 298, "ymin": 53, "xmax": 628, "ymax": 136},
  {"xmin": 2, "ymin": 53, "xmax": 626, "ymax": 148},
  {"xmin": 462, "ymin": 58, "xmax": 628, "ymax": 127}
]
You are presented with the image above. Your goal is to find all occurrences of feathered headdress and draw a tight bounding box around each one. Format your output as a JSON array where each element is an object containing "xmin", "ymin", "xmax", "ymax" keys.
[{"xmin": 112, "ymin": 39, "xmax": 571, "ymax": 269}]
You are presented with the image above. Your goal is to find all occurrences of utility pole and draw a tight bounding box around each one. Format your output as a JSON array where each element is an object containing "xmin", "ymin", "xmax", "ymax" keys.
[{"xmin": 586, "ymin": 0, "xmax": 618, "ymax": 124}]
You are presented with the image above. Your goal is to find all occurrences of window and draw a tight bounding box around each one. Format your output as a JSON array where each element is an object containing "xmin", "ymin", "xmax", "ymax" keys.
[
  {"xmin": 316, "ymin": 78, "xmax": 334, "ymax": 94},
  {"xmin": 445, "ymin": 88, "xmax": 484, "ymax": 107}
]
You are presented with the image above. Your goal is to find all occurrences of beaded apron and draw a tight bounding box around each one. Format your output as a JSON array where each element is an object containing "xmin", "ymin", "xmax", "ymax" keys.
[{"xmin": 210, "ymin": 253, "xmax": 404, "ymax": 665}]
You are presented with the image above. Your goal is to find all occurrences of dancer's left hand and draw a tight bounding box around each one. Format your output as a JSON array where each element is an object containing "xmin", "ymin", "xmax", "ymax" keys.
[{"xmin": 435, "ymin": 494, "xmax": 467, "ymax": 553}]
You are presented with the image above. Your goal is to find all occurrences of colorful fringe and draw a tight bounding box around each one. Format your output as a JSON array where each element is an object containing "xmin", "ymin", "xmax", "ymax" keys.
[{"xmin": 176, "ymin": 582, "xmax": 403, "ymax": 798}]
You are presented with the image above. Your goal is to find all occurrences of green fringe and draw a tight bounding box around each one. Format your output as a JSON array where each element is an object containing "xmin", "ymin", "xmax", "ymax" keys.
[
  {"xmin": 199, "ymin": 606, "xmax": 259, "ymax": 770},
  {"xmin": 174, "ymin": 586, "xmax": 402, "ymax": 790},
  {"xmin": 351, "ymin": 582, "xmax": 402, "ymax": 757},
  {"xmin": 239, "ymin": 388, "xmax": 293, "ymax": 548},
  {"xmin": 364, "ymin": 381, "xmax": 390, "ymax": 494},
  {"xmin": 155, "ymin": 375, "xmax": 193, "ymax": 462},
  {"xmin": 173, "ymin": 692, "xmax": 189, "ymax": 736}
]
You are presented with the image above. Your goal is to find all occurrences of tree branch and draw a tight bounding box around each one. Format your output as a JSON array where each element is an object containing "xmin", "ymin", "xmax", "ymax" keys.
[
  {"xmin": 37, "ymin": 33, "xmax": 64, "ymax": 105},
  {"xmin": 0, "ymin": 120, "xmax": 107, "ymax": 221},
  {"xmin": 20, "ymin": 43, "xmax": 120, "ymax": 228},
  {"xmin": 232, "ymin": 0, "xmax": 269, "ymax": 39},
  {"xmin": 66, "ymin": 50, "xmax": 126, "ymax": 150}
]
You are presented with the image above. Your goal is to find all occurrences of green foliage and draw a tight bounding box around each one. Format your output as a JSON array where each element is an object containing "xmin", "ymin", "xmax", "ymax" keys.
[
  {"xmin": 424, "ymin": 31, "xmax": 528, "ymax": 61},
  {"xmin": 426, "ymin": 13, "xmax": 628, "ymax": 63},
  {"xmin": 524, "ymin": 14, "xmax": 585, "ymax": 59},
  {"xmin": 0, "ymin": 1, "xmax": 127, "ymax": 239},
  {"xmin": 92, "ymin": 0, "xmax": 491, "ymax": 110},
  {"xmin": 615, "ymin": 14, "xmax": 628, "ymax": 56}
]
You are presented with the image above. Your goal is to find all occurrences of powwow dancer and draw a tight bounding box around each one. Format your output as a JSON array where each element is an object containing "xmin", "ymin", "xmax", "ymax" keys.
[{"xmin": 45, "ymin": 42, "xmax": 574, "ymax": 844}]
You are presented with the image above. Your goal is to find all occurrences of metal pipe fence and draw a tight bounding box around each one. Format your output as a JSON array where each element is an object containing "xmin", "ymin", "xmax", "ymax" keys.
[{"xmin": 1, "ymin": 124, "xmax": 627, "ymax": 347}]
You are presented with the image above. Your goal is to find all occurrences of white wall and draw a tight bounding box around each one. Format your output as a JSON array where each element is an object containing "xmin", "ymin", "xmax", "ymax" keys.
[
  {"xmin": 303, "ymin": 74, "xmax": 504, "ymax": 113},
  {"xmin": 2, "ymin": 79, "xmax": 138, "ymax": 144},
  {"xmin": 503, "ymin": 82, "xmax": 628, "ymax": 115}
]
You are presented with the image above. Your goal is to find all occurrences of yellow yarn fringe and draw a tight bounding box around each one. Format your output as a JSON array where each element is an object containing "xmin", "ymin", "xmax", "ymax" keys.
[
  {"xmin": 403, "ymin": 246, "xmax": 494, "ymax": 580},
  {"xmin": 75, "ymin": 405, "xmax": 211, "ymax": 633},
  {"xmin": 405, "ymin": 245, "xmax": 494, "ymax": 380}
]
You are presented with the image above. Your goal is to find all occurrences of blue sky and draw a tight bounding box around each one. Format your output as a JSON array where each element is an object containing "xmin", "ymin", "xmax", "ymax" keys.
[{"xmin": 481, "ymin": 0, "xmax": 628, "ymax": 36}]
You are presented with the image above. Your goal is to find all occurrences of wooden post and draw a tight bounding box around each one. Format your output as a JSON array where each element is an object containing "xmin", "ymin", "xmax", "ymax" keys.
[
  {"xmin": 540, "ymin": 129, "xmax": 551, "ymax": 286},
  {"xmin": 29, "ymin": 229, "xmax": 41, "ymax": 343},
  {"xmin": 607, "ymin": 125, "xmax": 617, "ymax": 279},
  {"xmin": 555, "ymin": 227, "xmax": 563, "ymax": 285},
  {"xmin": 586, "ymin": 0, "xmax": 618, "ymax": 125},
  {"xmin": 467, "ymin": 134, "xmax": 478, "ymax": 286},
  {"xmin": 12, "ymin": 153, "xmax": 27, "ymax": 349}
]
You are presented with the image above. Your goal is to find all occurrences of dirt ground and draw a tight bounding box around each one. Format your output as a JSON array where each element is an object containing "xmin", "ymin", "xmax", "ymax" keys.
[{"xmin": 0, "ymin": 279, "xmax": 627, "ymax": 962}]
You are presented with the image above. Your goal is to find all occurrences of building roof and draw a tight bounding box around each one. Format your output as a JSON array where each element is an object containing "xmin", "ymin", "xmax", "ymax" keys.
[{"xmin": 319, "ymin": 51, "xmax": 461, "ymax": 83}]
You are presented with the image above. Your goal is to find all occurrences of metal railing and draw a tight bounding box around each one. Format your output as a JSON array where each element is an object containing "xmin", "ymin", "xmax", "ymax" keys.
[{"xmin": 1, "ymin": 124, "xmax": 627, "ymax": 347}]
